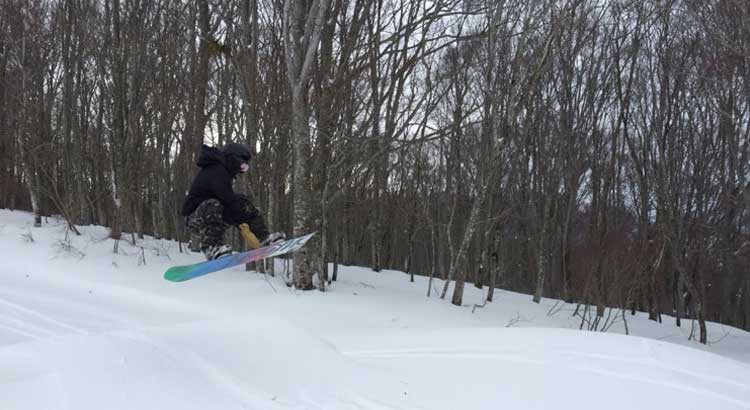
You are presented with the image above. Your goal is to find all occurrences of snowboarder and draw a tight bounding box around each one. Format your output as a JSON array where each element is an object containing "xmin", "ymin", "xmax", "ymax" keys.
[{"xmin": 182, "ymin": 143, "xmax": 283, "ymax": 260}]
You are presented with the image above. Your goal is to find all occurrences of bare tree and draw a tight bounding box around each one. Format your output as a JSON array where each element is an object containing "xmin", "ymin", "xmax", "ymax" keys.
[
  {"xmin": 283, "ymin": 0, "xmax": 330, "ymax": 289},
  {"xmin": 0, "ymin": 0, "xmax": 747, "ymax": 338}
]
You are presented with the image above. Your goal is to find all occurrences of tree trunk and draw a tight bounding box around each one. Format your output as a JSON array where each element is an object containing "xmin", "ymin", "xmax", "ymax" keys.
[
  {"xmin": 284, "ymin": 0, "xmax": 330, "ymax": 290},
  {"xmin": 450, "ymin": 184, "xmax": 487, "ymax": 306},
  {"xmin": 291, "ymin": 89, "xmax": 315, "ymax": 290},
  {"xmin": 16, "ymin": 34, "xmax": 42, "ymax": 227},
  {"xmin": 533, "ymin": 201, "xmax": 551, "ymax": 303}
]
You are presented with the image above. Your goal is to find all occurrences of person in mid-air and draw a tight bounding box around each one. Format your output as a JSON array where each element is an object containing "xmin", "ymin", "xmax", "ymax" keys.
[{"xmin": 182, "ymin": 143, "xmax": 283, "ymax": 260}]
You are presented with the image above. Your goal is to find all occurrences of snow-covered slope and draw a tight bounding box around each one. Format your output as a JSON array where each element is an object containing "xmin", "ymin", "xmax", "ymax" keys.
[{"xmin": 0, "ymin": 209, "xmax": 748, "ymax": 409}]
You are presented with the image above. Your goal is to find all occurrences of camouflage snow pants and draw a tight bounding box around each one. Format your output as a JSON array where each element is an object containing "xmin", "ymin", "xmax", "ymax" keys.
[
  {"xmin": 185, "ymin": 195, "xmax": 259, "ymax": 252},
  {"xmin": 185, "ymin": 199, "xmax": 228, "ymax": 252}
]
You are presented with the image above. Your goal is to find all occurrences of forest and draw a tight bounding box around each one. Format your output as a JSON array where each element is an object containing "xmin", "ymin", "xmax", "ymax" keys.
[{"xmin": 1, "ymin": 0, "xmax": 748, "ymax": 344}]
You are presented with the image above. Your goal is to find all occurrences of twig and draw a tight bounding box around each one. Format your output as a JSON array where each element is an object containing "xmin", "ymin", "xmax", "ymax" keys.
[
  {"xmin": 575, "ymin": 305, "xmax": 593, "ymax": 330},
  {"xmin": 55, "ymin": 239, "xmax": 85, "ymax": 259},
  {"xmin": 138, "ymin": 247, "xmax": 147, "ymax": 266},
  {"xmin": 472, "ymin": 300, "xmax": 487, "ymax": 313},
  {"xmin": 506, "ymin": 312, "xmax": 526, "ymax": 327},
  {"xmin": 733, "ymin": 241, "xmax": 750, "ymax": 255},
  {"xmin": 431, "ymin": 281, "xmax": 441, "ymax": 297},
  {"xmin": 600, "ymin": 307, "xmax": 615, "ymax": 331},
  {"xmin": 20, "ymin": 230, "xmax": 34, "ymax": 243},
  {"xmin": 707, "ymin": 324, "xmax": 733, "ymax": 345},
  {"xmin": 262, "ymin": 270, "xmax": 278, "ymax": 294},
  {"xmin": 546, "ymin": 300, "xmax": 564, "ymax": 317},
  {"xmin": 602, "ymin": 308, "xmax": 626, "ymax": 333}
]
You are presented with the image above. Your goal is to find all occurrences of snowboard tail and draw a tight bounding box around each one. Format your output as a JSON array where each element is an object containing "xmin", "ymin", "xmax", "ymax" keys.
[{"xmin": 164, "ymin": 233, "xmax": 314, "ymax": 282}]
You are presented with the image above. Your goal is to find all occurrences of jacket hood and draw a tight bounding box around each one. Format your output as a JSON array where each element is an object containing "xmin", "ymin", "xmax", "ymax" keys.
[
  {"xmin": 196, "ymin": 144, "xmax": 246, "ymax": 176},
  {"xmin": 196, "ymin": 145, "xmax": 224, "ymax": 167},
  {"xmin": 196, "ymin": 144, "xmax": 238, "ymax": 175}
]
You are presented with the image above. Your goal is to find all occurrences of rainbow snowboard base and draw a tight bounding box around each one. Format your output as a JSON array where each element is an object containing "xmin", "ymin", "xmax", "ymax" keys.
[{"xmin": 164, "ymin": 233, "xmax": 315, "ymax": 282}]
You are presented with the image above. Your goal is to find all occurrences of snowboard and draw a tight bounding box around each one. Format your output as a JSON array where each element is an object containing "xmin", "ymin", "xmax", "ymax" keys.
[{"xmin": 164, "ymin": 233, "xmax": 315, "ymax": 282}]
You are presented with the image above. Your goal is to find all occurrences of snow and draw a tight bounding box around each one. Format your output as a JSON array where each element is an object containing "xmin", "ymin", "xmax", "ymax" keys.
[{"xmin": 0, "ymin": 209, "xmax": 748, "ymax": 409}]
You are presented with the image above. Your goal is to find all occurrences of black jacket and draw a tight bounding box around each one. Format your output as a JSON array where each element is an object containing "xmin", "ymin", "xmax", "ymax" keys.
[{"xmin": 181, "ymin": 145, "xmax": 269, "ymax": 240}]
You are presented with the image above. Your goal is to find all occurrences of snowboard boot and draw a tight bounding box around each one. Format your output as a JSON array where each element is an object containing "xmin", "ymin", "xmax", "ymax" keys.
[{"xmin": 204, "ymin": 244, "xmax": 232, "ymax": 260}]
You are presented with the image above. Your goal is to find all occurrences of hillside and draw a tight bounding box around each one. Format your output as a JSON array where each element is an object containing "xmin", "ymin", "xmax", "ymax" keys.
[{"xmin": 0, "ymin": 209, "xmax": 748, "ymax": 409}]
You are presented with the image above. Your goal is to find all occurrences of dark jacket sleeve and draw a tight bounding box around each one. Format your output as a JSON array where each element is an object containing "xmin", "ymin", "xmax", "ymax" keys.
[
  {"xmin": 216, "ymin": 191, "xmax": 247, "ymax": 224},
  {"xmin": 245, "ymin": 210, "xmax": 269, "ymax": 242},
  {"xmin": 210, "ymin": 169, "xmax": 252, "ymax": 223},
  {"xmin": 209, "ymin": 167, "xmax": 269, "ymax": 240},
  {"xmin": 239, "ymin": 194, "xmax": 270, "ymax": 242}
]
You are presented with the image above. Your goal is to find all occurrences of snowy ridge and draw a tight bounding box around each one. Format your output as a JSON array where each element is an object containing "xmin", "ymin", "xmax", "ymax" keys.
[{"xmin": 0, "ymin": 209, "xmax": 748, "ymax": 409}]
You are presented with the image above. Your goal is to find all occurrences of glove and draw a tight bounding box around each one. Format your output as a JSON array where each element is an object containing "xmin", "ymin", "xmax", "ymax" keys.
[
  {"xmin": 261, "ymin": 232, "xmax": 286, "ymax": 247},
  {"xmin": 239, "ymin": 223, "xmax": 261, "ymax": 249}
]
